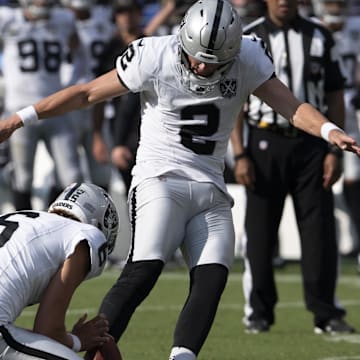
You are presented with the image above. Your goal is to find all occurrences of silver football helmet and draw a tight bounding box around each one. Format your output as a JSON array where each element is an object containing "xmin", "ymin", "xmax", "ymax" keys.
[
  {"xmin": 313, "ymin": 0, "xmax": 347, "ymax": 26},
  {"xmin": 113, "ymin": 0, "xmax": 140, "ymax": 10},
  {"xmin": 19, "ymin": 0, "xmax": 56, "ymax": 19},
  {"xmin": 178, "ymin": 0, "xmax": 243, "ymax": 95},
  {"xmin": 48, "ymin": 183, "xmax": 119, "ymax": 255},
  {"xmin": 63, "ymin": 0, "xmax": 94, "ymax": 10}
]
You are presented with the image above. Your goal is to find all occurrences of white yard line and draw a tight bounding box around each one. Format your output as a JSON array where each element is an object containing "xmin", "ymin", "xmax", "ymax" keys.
[
  {"xmin": 19, "ymin": 299, "xmax": 360, "ymax": 317},
  {"xmin": 99, "ymin": 270, "xmax": 360, "ymax": 287},
  {"xmin": 18, "ymin": 271, "xmax": 359, "ymax": 317},
  {"xmin": 318, "ymin": 356, "xmax": 360, "ymax": 360}
]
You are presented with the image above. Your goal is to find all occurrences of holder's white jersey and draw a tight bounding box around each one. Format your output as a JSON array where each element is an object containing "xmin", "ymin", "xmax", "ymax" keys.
[
  {"xmin": 115, "ymin": 35, "xmax": 274, "ymax": 198},
  {"xmin": 0, "ymin": 211, "xmax": 107, "ymax": 325},
  {"xmin": 0, "ymin": 7, "xmax": 76, "ymax": 111}
]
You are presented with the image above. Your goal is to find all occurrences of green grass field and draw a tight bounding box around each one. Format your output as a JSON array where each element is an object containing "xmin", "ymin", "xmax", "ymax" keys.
[{"xmin": 15, "ymin": 259, "xmax": 360, "ymax": 360}]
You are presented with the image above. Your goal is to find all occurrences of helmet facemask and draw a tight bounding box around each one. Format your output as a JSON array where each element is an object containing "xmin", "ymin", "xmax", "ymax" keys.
[{"xmin": 177, "ymin": 46, "xmax": 234, "ymax": 95}]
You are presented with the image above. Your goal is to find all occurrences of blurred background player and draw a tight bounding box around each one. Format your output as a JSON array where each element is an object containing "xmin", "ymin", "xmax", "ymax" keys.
[
  {"xmin": 0, "ymin": 0, "xmax": 84, "ymax": 210},
  {"xmin": 0, "ymin": 62, "xmax": 12, "ymax": 191},
  {"xmin": 0, "ymin": 182, "xmax": 120, "ymax": 359},
  {"xmin": 61, "ymin": 0, "xmax": 115, "ymax": 192},
  {"xmin": 297, "ymin": 0, "xmax": 315, "ymax": 17},
  {"xmin": 92, "ymin": 0, "xmax": 144, "ymax": 195},
  {"xmin": 315, "ymin": 0, "xmax": 360, "ymax": 269},
  {"xmin": 231, "ymin": 0, "xmax": 266, "ymax": 25}
]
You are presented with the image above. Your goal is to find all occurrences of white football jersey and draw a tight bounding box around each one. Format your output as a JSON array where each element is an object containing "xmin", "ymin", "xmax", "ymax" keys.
[
  {"xmin": 115, "ymin": 35, "xmax": 274, "ymax": 197},
  {"xmin": 74, "ymin": 9, "xmax": 115, "ymax": 77},
  {"xmin": 335, "ymin": 17, "xmax": 360, "ymax": 128},
  {"xmin": 0, "ymin": 211, "xmax": 108, "ymax": 325},
  {"xmin": 0, "ymin": 7, "xmax": 76, "ymax": 110},
  {"xmin": 91, "ymin": 4, "xmax": 113, "ymax": 23}
]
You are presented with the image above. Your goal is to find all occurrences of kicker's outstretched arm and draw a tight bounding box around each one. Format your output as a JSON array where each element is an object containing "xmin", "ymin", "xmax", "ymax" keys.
[{"xmin": 0, "ymin": 69, "xmax": 128, "ymax": 143}]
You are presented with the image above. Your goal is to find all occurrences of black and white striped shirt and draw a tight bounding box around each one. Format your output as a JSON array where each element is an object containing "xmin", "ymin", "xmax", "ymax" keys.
[{"xmin": 244, "ymin": 14, "xmax": 345, "ymax": 127}]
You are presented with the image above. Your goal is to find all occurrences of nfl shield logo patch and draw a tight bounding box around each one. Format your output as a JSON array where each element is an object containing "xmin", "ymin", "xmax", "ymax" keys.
[{"xmin": 219, "ymin": 79, "xmax": 237, "ymax": 98}]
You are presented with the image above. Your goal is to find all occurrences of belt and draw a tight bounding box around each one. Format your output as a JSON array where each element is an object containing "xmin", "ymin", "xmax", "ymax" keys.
[{"xmin": 252, "ymin": 121, "xmax": 299, "ymax": 138}]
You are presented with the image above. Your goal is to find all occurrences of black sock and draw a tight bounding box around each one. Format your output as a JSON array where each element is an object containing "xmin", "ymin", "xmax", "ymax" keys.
[{"xmin": 13, "ymin": 190, "xmax": 32, "ymax": 210}]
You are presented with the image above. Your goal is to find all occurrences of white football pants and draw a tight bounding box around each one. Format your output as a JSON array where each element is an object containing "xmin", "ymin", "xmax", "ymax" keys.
[
  {"xmin": 128, "ymin": 175, "xmax": 235, "ymax": 270},
  {"xmin": 0, "ymin": 324, "xmax": 82, "ymax": 360}
]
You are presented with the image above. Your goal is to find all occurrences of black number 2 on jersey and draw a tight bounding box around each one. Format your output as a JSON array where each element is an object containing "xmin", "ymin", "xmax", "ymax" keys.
[{"xmin": 180, "ymin": 104, "xmax": 220, "ymax": 155}]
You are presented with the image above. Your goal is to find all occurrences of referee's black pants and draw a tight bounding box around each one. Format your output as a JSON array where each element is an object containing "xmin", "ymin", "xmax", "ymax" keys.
[{"xmin": 243, "ymin": 127, "xmax": 346, "ymax": 327}]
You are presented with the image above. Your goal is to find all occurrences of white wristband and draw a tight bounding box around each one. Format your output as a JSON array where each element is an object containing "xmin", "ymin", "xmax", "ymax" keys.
[
  {"xmin": 320, "ymin": 122, "xmax": 343, "ymax": 142},
  {"xmin": 16, "ymin": 105, "xmax": 39, "ymax": 126},
  {"xmin": 68, "ymin": 333, "xmax": 82, "ymax": 352}
]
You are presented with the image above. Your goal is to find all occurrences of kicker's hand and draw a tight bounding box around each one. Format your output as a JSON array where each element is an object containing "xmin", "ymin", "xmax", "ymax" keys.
[
  {"xmin": 72, "ymin": 313, "xmax": 112, "ymax": 351},
  {"xmin": 0, "ymin": 115, "xmax": 23, "ymax": 143},
  {"xmin": 328, "ymin": 129, "xmax": 360, "ymax": 156}
]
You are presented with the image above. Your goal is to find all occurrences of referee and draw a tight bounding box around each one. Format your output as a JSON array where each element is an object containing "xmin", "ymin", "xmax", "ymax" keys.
[{"xmin": 232, "ymin": 0, "xmax": 355, "ymax": 334}]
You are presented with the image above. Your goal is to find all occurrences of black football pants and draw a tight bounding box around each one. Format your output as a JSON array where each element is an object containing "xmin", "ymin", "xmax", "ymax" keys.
[{"xmin": 243, "ymin": 128, "xmax": 345, "ymax": 327}]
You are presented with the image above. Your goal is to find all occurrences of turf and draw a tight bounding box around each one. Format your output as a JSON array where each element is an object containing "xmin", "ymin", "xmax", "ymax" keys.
[{"xmin": 15, "ymin": 259, "xmax": 360, "ymax": 360}]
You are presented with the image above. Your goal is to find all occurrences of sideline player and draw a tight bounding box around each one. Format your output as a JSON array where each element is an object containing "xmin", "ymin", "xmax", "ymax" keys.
[
  {"xmin": 317, "ymin": 0, "xmax": 360, "ymax": 268},
  {"xmin": 0, "ymin": 1, "xmax": 359, "ymax": 359},
  {"xmin": 0, "ymin": 182, "xmax": 120, "ymax": 359},
  {"xmin": 61, "ymin": 0, "xmax": 114, "ymax": 191},
  {"xmin": 0, "ymin": 0, "xmax": 84, "ymax": 209}
]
